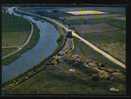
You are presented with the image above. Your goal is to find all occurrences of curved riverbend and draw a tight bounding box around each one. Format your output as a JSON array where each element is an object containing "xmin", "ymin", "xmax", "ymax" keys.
[{"xmin": 2, "ymin": 7, "xmax": 60, "ymax": 83}]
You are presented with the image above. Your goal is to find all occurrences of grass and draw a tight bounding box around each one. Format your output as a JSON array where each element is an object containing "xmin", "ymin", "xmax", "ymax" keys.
[
  {"xmin": 68, "ymin": 14, "xmax": 126, "ymax": 63},
  {"xmin": 2, "ymin": 11, "xmax": 40, "ymax": 65},
  {"xmin": 86, "ymin": 18, "xmax": 126, "ymax": 30},
  {"xmin": 2, "ymin": 48, "xmax": 17, "ymax": 57},
  {"xmin": 73, "ymin": 38, "xmax": 125, "ymax": 71},
  {"xmin": 2, "ymin": 23, "xmax": 40, "ymax": 65},
  {"xmin": 2, "ymin": 12, "xmax": 31, "ymax": 47},
  {"xmin": 64, "ymin": 15, "xmax": 126, "ymax": 30},
  {"xmin": 78, "ymin": 27, "xmax": 125, "ymax": 63}
]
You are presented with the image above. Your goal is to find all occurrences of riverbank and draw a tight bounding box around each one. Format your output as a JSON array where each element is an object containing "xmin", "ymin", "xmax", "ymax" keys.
[
  {"xmin": 2, "ymin": 8, "xmax": 67, "ymax": 88},
  {"xmin": 2, "ymin": 26, "xmax": 66, "ymax": 89}
]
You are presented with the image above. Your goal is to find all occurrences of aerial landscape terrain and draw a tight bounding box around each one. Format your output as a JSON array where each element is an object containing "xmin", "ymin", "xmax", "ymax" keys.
[{"xmin": 2, "ymin": 5, "xmax": 126, "ymax": 95}]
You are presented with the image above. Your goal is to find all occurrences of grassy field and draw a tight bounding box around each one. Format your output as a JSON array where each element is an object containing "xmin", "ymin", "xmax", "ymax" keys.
[
  {"xmin": 67, "ymin": 14, "xmax": 126, "ymax": 63},
  {"xmin": 2, "ymin": 48, "xmax": 17, "ymax": 57},
  {"xmin": 2, "ymin": 12, "xmax": 40, "ymax": 65},
  {"xmin": 77, "ymin": 30, "xmax": 125, "ymax": 63},
  {"xmin": 2, "ymin": 12, "xmax": 31, "ymax": 47},
  {"xmin": 2, "ymin": 23, "xmax": 40, "ymax": 65},
  {"xmin": 2, "ymin": 12, "xmax": 31, "ymax": 57}
]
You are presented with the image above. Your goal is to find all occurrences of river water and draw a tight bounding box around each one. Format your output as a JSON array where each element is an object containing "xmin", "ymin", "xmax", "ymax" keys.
[{"xmin": 2, "ymin": 7, "xmax": 59, "ymax": 83}]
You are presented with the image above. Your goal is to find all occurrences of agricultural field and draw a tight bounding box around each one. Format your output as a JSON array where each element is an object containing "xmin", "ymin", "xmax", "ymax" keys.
[
  {"xmin": 2, "ymin": 12, "xmax": 31, "ymax": 48},
  {"xmin": 2, "ymin": 12, "xmax": 31, "ymax": 57},
  {"xmin": 64, "ymin": 10, "xmax": 126, "ymax": 63},
  {"xmin": 2, "ymin": 48, "xmax": 17, "ymax": 56},
  {"xmin": 2, "ymin": 11, "xmax": 40, "ymax": 65}
]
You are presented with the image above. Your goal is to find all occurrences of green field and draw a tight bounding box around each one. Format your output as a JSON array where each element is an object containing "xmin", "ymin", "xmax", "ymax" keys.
[
  {"xmin": 58, "ymin": 8, "xmax": 126, "ymax": 63},
  {"xmin": 2, "ymin": 12, "xmax": 31, "ymax": 47},
  {"xmin": 2, "ymin": 48, "xmax": 17, "ymax": 57},
  {"xmin": 67, "ymin": 15, "xmax": 126, "ymax": 63},
  {"xmin": 2, "ymin": 12, "xmax": 31, "ymax": 57},
  {"xmin": 2, "ymin": 12, "xmax": 40, "ymax": 65},
  {"xmin": 78, "ymin": 30, "xmax": 125, "ymax": 63}
]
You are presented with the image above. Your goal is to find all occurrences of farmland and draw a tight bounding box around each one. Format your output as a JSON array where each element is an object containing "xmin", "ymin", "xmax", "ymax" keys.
[
  {"xmin": 2, "ymin": 12, "xmax": 31, "ymax": 48},
  {"xmin": 2, "ymin": 11, "xmax": 40, "ymax": 65}
]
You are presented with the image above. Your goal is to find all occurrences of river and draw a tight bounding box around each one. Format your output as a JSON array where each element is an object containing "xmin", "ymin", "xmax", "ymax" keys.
[{"xmin": 2, "ymin": 7, "xmax": 59, "ymax": 83}]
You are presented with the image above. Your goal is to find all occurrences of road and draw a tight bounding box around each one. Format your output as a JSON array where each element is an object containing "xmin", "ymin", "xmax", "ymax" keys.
[{"xmin": 72, "ymin": 32, "xmax": 126, "ymax": 69}]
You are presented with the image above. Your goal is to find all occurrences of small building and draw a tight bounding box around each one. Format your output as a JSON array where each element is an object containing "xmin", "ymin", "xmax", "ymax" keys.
[
  {"xmin": 109, "ymin": 87, "xmax": 119, "ymax": 92},
  {"xmin": 69, "ymin": 68, "xmax": 76, "ymax": 72}
]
